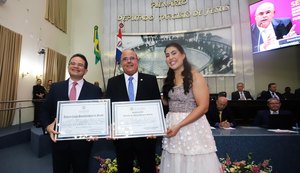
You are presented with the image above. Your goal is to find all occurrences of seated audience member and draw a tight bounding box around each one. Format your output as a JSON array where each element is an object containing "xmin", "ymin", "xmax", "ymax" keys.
[
  {"xmin": 206, "ymin": 96, "xmax": 236, "ymax": 128},
  {"xmin": 218, "ymin": 91, "xmax": 227, "ymax": 97},
  {"xmin": 231, "ymin": 82, "xmax": 253, "ymax": 100},
  {"xmin": 295, "ymin": 87, "xmax": 300, "ymax": 99},
  {"xmin": 94, "ymin": 81, "xmax": 100, "ymax": 87},
  {"xmin": 256, "ymin": 90, "xmax": 265, "ymax": 100},
  {"xmin": 254, "ymin": 98, "xmax": 292, "ymax": 128},
  {"xmin": 282, "ymin": 86, "xmax": 296, "ymax": 100},
  {"xmin": 260, "ymin": 83, "xmax": 283, "ymax": 100}
]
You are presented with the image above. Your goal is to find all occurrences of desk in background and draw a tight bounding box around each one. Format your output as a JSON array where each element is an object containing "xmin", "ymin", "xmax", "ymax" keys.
[
  {"xmin": 213, "ymin": 126, "xmax": 300, "ymax": 173},
  {"xmin": 226, "ymin": 100, "xmax": 300, "ymax": 125}
]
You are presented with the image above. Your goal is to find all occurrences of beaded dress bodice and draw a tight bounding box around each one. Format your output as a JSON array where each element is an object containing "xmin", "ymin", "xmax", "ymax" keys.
[{"xmin": 168, "ymin": 85, "xmax": 196, "ymax": 112}]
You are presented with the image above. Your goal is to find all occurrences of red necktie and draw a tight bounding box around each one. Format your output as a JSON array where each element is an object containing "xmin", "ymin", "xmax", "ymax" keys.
[{"xmin": 70, "ymin": 82, "xmax": 77, "ymax": 101}]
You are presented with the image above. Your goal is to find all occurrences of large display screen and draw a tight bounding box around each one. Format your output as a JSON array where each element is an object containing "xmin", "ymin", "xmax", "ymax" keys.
[{"xmin": 249, "ymin": 0, "xmax": 300, "ymax": 53}]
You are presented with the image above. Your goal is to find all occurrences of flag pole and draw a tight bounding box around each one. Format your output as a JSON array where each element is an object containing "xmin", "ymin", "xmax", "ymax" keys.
[
  {"xmin": 113, "ymin": 61, "xmax": 117, "ymax": 77},
  {"xmin": 114, "ymin": 22, "xmax": 124, "ymax": 77},
  {"xmin": 94, "ymin": 25, "xmax": 106, "ymax": 90},
  {"xmin": 99, "ymin": 58, "xmax": 106, "ymax": 89}
]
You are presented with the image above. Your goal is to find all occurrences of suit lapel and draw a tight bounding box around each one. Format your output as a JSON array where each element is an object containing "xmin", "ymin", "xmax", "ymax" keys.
[
  {"xmin": 78, "ymin": 80, "xmax": 85, "ymax": 100},
  {"xmin": 136, "ymin": 73, "xmax": 144, "ymax": 100},
  {"xmin": 119, "ymin": 75, "xmax": 130, "ymax": 101},
  {"xmin": 62, "ymin": 79, "xmax": 70, "ymax": 100}
]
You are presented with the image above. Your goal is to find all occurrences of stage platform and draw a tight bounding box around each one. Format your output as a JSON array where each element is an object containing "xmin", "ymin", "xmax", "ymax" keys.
[
  {"xmin": 30, "ymin": 126, "xmax": 300, "ymax": 173},
  {"xmin": 2, "ymin": 123, "xmax": 300, "ymax": 172}
]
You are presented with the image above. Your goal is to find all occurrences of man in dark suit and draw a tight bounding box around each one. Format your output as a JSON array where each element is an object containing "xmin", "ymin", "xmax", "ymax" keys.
[
  {"xmin": 231, "ymin": 82, "xmax": 253, "ymax": 100},
  {"xmin": 295, "ymin": 87, "xmax": 300, "ymax": 99},
  {"xmin": 39, "ymin": 53, "xmax": 103, "ymax": 173},
  {"xmin": 206, "ymin": 96, "xmax": 236, "ymax": 128},
  {"xmin": 261, "ymin": 83, "xmax": 283, "ymax": 100},
  {"xmin": 32, "ymin": 78, "xmax": 46, "ymax": 127},
  {"xmin": 251, "ymin": 2, "xmax": 297, "ymax": 53},
  {"xmin": 254, "ymin": 98, "xmax": 292, "ymax": 128},
  {"xmin": 106, "ymin": 49, "xmax": 161, "ymax": 173}
]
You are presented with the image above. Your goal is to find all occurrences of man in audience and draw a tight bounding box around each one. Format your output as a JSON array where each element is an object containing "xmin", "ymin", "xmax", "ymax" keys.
[
  {"xmin": 45, "ymin": 79, "xmax": 52, "ymax": 94},
  {"xmin": 206, "ymin": 96, "xmax": 236, "ymax": 128},
  {"xmin": 32, "ymin": 78, "xmax": 46, "ymax": 127},
  {"xmin": 295, "ymin": 87, "xmax": 300, "ymax": 99},
  {"xmin": 282, "ymin": 86, "xmax": 296, "ymax": 100},
  {"xmin": 260, "ymin": 83, "xmax": 283, "ymax": 100},
  {"xmin": 231, "ymin": 82, "xmax": 253, "ymax": 100},
  {"xmin": 254, "ymin": 98, "xmax": 292, "ymax": 128}
]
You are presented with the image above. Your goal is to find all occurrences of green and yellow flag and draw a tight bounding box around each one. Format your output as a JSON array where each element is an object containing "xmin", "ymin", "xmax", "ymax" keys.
[{"xmin": 94, "ymin": 25, "xmax": 101, "ymax": 64}]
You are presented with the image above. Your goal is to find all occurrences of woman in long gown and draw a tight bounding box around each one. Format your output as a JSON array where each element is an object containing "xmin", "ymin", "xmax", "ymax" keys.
[{"xmin": 160, "ymin": 42, "xmax": 221, "ymax": 173}]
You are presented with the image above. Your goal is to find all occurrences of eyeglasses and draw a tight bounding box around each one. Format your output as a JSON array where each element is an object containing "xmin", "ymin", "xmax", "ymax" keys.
[
  {"xmin": 69, "ymin": 62, "xmax": 85, "ymax": 68},
  {"xmin": 122, "ymin": 56, "xmax": 137, "ymax": 62}
]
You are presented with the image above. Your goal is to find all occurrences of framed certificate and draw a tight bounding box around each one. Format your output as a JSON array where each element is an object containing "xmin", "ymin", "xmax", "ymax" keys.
[
  {"xmin": 112, "ymin": 100, "xmax": 167, "ymax": 138},
  {"xmin": 55, "ymin": 99, "xmax": 111, "ymax": 141}
]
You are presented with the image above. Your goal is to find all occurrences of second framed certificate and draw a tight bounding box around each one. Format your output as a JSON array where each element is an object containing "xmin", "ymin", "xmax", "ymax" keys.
[{"xmin": 112, "ymin": 100, "xmax": 167, "ymax": 138}]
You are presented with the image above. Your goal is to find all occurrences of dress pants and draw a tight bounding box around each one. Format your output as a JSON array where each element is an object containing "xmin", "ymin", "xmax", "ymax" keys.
[
  {"xmin": 52, "ymin": 140, "xmax": 93, "ymax": 173},
  {"xmin": 114, "ymin": 138, "xmax": 157, "ymax": 173}
]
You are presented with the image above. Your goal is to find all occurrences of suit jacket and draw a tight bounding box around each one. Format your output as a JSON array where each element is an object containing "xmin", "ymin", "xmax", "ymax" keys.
[
  {"xmin": 260, "ymin": 90, "xmax": 283, "ymax": 101},
  {"xmin": 206, "ymin": 102, "xmax": 236, "ymax": 127},
  {"xmin": 39, "ymin": 79, "xmax": 102, "ymax": 172},
  {"xmin": 231, "ymin": 90, "xmax": 253, "ymax": 100},
  {"xmin": 106, "ymin": 73, "xmax": 161, "ymax": 102},
  {"xmin": 295, "ymin": 88, "xmax": 300, "ymax": 99},
  {"xmin": 251, "ymin": 18, "xmax": 293, "ymax": 53},
  {"xmin": 32, "ymin": 85, "xmax": 46, "ymax": 100},
  {"xmin": 40, "ymin": 79, "xmax": 103, "ymax": 128},
  {"xmin": 254, "ymin": 109, "xmax": 292, "ymax": 128}
]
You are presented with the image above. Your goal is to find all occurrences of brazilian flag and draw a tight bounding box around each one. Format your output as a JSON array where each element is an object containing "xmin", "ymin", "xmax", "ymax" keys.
[{"xmin": 94, "ymin": 26, "xmax": 101, "ymax": 64}]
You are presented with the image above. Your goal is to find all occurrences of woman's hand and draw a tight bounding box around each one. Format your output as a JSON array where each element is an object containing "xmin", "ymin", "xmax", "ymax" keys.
[{"xmin": 166, "ymin": 125, "xmax": 181, "ymax": 137}]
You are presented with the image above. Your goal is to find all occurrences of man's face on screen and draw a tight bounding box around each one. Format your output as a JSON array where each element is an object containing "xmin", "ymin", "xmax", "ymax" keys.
[{"xmin": 255, "ymin": 2, "xmax": 275, "ymax": 28}]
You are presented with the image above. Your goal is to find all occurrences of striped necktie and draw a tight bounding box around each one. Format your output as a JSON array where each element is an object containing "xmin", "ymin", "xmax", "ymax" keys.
[{"xmin": 240, "ymin": 92, "xmax": 246, "ymax": 100}]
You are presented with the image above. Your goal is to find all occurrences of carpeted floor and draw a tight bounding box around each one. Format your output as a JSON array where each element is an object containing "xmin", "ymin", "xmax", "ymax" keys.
[{"xmin": 0, "ymin": 142, "xmax": 52, "ymax": 173}]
